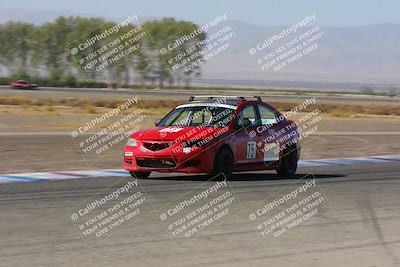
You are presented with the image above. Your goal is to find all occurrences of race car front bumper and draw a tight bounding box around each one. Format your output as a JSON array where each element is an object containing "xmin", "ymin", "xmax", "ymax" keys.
[{"xmin": 124, "ymin": 142, "xmax": 216, "ymax": 174}]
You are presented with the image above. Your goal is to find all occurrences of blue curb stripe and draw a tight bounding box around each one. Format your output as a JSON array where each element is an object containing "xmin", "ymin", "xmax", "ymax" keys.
[
  {"xmin": 53, "ymin": 172, "xmax": 88, "ymax": 178},
  {"xmin": 369, "ymin": 157, "xmax": 400, "ymax": 162},
  {"xmin": 304, "ymin": 160, "xmax": 344, "ymax": 166},
  {"xmin": 0, "ymin": 176, "xmax": 47, "ymax": 182}
]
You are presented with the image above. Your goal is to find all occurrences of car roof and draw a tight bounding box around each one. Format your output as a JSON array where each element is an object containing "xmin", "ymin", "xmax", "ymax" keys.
[
  {"xmin": 176, "ymin": 102, "xmax": 238, "ymax": 110},
  {"xmin": 184, "ymin": 95, "xmax": 262, "ymax": 106}
]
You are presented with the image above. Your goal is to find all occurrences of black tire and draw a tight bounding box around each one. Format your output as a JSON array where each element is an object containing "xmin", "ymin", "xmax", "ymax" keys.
[
  {"xmin": 211, "ymin": 147, "xmax": 234, "ymax": 180},
  {"xmin": 129, "ymin": 171, "xmax": 151, "ymax": 179},
  {"xmin": 276, "ymin": 146, "xmax": 298, "ymax": 176}
]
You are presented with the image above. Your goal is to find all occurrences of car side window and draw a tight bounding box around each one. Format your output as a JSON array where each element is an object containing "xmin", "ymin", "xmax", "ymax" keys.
[
  {"xmin": 258, "ymin": 105, "xmax": 277, "ymax": 125},
  {"xmin": 237, "ymin": 105, "xmax": 257, "ymax": 126}
]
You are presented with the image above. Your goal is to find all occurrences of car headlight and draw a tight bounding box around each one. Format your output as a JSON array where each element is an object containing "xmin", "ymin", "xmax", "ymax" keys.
[{"xmin": 126, "ymin": 138, "xmax": 137, "ymax": 147}]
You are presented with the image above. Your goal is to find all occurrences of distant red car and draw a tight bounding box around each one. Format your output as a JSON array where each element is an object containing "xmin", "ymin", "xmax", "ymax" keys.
[
  {"xmin": 124, "ymin": 95, "xmax": 301, "ymax": 179},
  {"xmin": 10, "ymin": 80, "xmax": 38, "ymax": 89}
]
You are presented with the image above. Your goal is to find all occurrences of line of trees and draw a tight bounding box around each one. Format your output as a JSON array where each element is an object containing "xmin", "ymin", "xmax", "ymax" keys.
[{"xmin": 0, "ymin": 16, "xmax": 206, "ymax": 88}]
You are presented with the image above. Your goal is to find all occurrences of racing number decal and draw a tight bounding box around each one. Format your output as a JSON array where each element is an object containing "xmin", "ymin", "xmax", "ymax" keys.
[{"xmin": 246, "ymin": 141, "xmax": 257, "ymax": 159}]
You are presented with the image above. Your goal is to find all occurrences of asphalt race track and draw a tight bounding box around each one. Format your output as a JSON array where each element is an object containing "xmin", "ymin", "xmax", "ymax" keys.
[{"xmin": 0, "ymin": 162, "xmax": 399, "ymax": 267}]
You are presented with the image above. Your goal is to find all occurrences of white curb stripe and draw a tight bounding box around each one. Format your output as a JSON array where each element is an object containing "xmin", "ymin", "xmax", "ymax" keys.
[{"xmin": 0, "ymin": 154, "xmax": 399, "ymax": 184}]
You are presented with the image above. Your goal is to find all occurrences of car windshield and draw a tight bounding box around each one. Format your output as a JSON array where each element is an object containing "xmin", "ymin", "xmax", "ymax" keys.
[{"xmin": 159, "ymin": 105, "xmax": 234, "ymax": 127}]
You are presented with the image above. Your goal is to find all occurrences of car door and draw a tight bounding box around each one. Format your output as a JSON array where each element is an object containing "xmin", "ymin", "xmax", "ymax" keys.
[
  {"xmin": 233, "ymin": 104, "xmax": 261, "ymax": 167},
  {"xmin": 256, "ymin": 104, "xmax": 281, "ymax": 165}
]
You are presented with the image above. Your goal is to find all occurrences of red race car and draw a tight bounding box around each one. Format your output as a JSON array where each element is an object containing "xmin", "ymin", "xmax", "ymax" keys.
[
  {"xmin": 10, "ymin": 80, "xmax": 38, "ymax": 89},
  {"xmin": 124, "ymin": 95, "xmax": 300, "ymax": 179}
]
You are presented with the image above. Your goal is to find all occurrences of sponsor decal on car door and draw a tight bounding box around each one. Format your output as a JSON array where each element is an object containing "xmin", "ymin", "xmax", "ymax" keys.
[{"xmin": 234, "ymin": 105, "xmax": 260, "ymax": 165}]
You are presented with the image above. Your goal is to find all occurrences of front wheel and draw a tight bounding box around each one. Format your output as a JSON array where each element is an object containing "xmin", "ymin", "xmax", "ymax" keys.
[
  {"xmin": 211, "ymin": 147, "xmax": 234, "ymax": 180},
  {"xmin": 129, "ymin": 171, "xmax": 151, "ymax": 179},
  {"xmin": 276, "ymin": 146, "xmax": 298, "ymax": 176}
]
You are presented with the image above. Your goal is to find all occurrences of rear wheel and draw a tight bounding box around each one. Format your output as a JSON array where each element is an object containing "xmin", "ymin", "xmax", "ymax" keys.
[
  {"xmin": 276, "ymin": 146, "xmax": 298, "ymax": 176},
  {"xmin": 211, "ymin": 147, "xmax": 234, "ymax": 180},
  {"xmin": 129, "ymin": 171, "xmax": 151, "ymax": 179}
]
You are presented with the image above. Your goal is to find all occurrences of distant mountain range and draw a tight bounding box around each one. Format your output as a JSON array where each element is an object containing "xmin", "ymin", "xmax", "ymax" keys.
[
  {"xmin": 1, "ymin": 8, "xmax": 399, "ymax": 88},
  {"xmin": 200, "ymin": 21, "xmax": 400, "ymax": 86}
]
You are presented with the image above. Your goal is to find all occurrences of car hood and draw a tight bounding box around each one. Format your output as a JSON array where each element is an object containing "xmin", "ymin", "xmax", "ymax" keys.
[{"xmin": 135, "ymin": 126, "xmax": 227, "ymax": 141}]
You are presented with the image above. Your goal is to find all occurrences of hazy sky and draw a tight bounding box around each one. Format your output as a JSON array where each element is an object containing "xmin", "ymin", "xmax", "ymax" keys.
[{"xmin": 1, "ymin": 0, "xmax": 399, "ymax": 26}]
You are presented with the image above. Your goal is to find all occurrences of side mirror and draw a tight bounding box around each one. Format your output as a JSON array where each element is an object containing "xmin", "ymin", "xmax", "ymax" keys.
[{"xmin": 154, "ymin": 119, "xmax": 161, "ymax": 126}]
